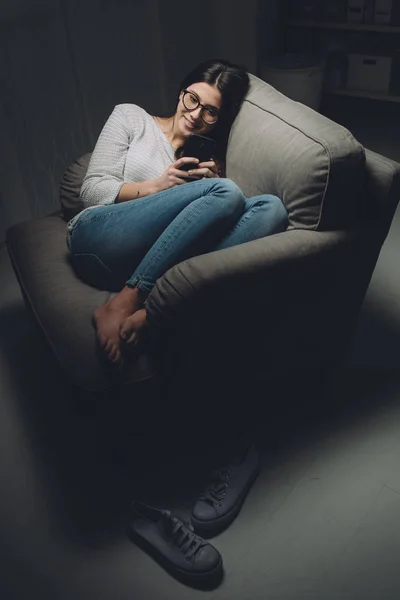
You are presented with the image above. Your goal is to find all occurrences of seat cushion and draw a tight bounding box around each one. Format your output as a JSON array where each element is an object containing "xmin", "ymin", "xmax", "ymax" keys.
[
  {"xmin": 227, "ymin": 74, "xmax": 366, "ymax": 230},
  {"xmin": 6, "ymin": 215, "xmax": 156, "ymax": 392}
]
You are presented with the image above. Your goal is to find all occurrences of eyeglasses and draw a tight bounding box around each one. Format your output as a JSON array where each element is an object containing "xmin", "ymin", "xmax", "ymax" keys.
[{"xmin": 182, "ymin": 89, "xmax": 220, "ymax": 124}]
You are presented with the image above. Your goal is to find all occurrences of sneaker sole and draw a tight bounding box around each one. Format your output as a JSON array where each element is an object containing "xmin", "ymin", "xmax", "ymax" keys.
[
  {"xmin": 190, "ymin": 462, "xmax": 261, "ymax": 538},
  {"xmin": 128, "ymin": 525, "xmax": 223, "ymax": 589}
]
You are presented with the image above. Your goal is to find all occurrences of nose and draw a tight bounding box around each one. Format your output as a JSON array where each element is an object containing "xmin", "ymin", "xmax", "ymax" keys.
[{"xmin": 189, "ymin": 106, "xmax": 203, "ymax": 121}]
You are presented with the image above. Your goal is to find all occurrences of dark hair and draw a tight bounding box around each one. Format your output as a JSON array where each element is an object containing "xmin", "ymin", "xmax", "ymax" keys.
[{"xmin": 159, "ymin": 58, "xmax": 250, "ymax": 173}]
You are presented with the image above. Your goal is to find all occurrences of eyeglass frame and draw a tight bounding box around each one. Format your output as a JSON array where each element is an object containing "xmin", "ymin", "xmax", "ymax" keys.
[{"xmin": 181, "ymin": 89, "xmax": 220, "ymax": 124}]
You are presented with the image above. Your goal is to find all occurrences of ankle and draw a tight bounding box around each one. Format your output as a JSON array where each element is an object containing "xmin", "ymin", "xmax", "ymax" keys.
[{"xmin": 123, "ymin": 285, "xmax": 147, "ymax": 304}]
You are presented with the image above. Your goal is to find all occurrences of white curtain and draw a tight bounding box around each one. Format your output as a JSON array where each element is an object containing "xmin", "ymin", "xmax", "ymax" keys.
[{"xmin": 0, "ymin": 0, "xmax": 262, "ymax": 242}]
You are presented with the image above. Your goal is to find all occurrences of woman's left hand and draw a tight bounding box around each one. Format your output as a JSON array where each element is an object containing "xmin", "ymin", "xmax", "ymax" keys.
[{"xmin": 186, "ymin": 160, "xmax": 220, "ymax": 179}]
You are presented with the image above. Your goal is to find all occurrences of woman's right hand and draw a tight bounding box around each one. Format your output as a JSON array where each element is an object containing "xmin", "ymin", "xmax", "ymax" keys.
[{"xmin": 154, "ymin": 157, "xmax": 200, "ymax": 192}]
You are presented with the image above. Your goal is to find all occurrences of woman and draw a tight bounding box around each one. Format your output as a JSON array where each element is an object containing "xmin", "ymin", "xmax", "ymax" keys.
[{"xmin": 66, "ymin": 58, "xmax": 288, "ymax": 369}]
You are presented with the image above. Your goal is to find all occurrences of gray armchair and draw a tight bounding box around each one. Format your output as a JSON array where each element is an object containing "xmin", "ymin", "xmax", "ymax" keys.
[{"xmin": 6, "ymin": 74, "xmax": 400, "ymax": 414}]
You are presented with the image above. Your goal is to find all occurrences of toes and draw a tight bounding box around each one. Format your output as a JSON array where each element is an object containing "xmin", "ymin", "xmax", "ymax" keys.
[
  {"xmin": 104, "ymin": 339, "xmax": 114, "ymax": 354},
  {"xmin": 108, "ymin": 347, "xmax": 124, "ymax": 371},
  {"xmin": 119, "ymin": 322, "xmax": 132, "ymax": 341},
  {"xmin": 126, "ymin": 331, "xmax": 138, "ymax": 345},
  {"xmin": 108, "ymin": 344, "xmax": 123, "ymax": 365},
  {"xmin": 110, "ymin": 348, "xmax": 124, "ymax": 370},
  {"xmin": 97, "ymin": 333, "xmax": 108, "ymax": 349},
  {"xmin": 120, "ymin": 309, "xmax": 147, "ymax": 344},
  {"xmin": 108, "ymin": 344, "xmax": 118, "ymax": 361},
  {"xmin": 100, "ymin": 339, "xmax": 122, "ymax": 365},
  {"xmin": 93, "ymin": 306, "xmax": 128, "ymax": 370}
]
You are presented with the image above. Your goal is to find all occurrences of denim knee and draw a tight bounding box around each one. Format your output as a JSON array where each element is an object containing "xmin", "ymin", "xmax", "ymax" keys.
[
  {"xmin": 209, "ymin": 178, "xmax": 246, "ymax": 219},
  {"xmin": 268, "ymin": 194, "xmax": 289, "ymax": 228}
]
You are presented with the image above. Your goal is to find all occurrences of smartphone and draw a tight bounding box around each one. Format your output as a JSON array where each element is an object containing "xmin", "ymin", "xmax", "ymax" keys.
[{"xmin": 180, "ymin": 134, "xmax": 217, "ymax": 172}]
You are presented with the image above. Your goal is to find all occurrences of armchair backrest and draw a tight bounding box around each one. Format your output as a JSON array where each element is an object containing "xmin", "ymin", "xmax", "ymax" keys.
[
  {"xmin": 364, "ymin": 148, "xmax": 400, "ymax": 234},
  {"xmin": 227, "ymin": 74, "xmax": 366, "ymax": 231}
]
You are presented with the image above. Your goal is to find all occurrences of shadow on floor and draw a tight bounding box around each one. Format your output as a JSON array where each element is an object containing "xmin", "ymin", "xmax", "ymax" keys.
[
  {"xmin": 1, "ymin": 295, "xmax": 400, "ymax": 551},
  {"xmin": 346, "ymin": 296, "xmax": 400, "ymax": 369}
]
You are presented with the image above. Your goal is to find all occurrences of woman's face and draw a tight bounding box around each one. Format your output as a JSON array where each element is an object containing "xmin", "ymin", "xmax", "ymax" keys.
[{"xmin": 176, "ymin": 82, "xmax": 222, "ymax": 137}]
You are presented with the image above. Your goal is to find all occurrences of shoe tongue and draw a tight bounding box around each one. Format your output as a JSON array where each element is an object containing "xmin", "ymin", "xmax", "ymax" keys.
[
  {"xmin": 162, "ymin": 511, "xmax": 185, "ymax": 531},
  {"xmin": 162, "ymin": 513, "xmax": 195, "ymax": 535}
]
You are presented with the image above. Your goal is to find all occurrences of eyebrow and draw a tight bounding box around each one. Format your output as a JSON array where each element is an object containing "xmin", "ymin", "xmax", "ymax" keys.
[{"xmin": 188, "ymin": 89, "xmax": 220, "ymax": 111}]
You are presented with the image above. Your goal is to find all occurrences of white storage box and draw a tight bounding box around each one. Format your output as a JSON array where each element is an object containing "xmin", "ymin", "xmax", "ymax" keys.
[
  {"xmin": 374, "ymin": 0, "xmax": 393, "ymax": 24},
  {"xmin": 347, "ymin": 0, "xmax": 364, "ymax": 22},
  {"xmin": 347, "ymin": 54, "xmax": 393, "ymax": 92},
  {"xmin": 261, "ymin": 54, "xmax": 325, "ymax": 110}
]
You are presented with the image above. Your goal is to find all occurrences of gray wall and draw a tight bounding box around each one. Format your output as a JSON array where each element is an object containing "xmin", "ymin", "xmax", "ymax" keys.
[
  {"xmin": 0, "ymin": 0, "xmax": 280, "ymax": 243},
  {"xmin": 257, "ymin": 0, "xmax": 282, "ymax": 71}
]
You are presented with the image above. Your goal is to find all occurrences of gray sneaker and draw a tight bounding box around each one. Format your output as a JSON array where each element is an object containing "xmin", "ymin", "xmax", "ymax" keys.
[
  {"xmin": 129, "ymin": 500, "xmax": 223, "ymax": 589},
  {"xmin": 191, "ymin": 441, "xmax": 260, "ymax": 538}
]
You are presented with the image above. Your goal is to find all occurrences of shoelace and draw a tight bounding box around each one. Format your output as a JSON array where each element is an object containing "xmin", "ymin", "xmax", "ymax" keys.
[
  {"xmin": 198, "ymin": 467, "xmax": 231, "ymax": 507},
  {"xmin": 163, "ymin": 512, "xmax": 204, "ymax": 561}
]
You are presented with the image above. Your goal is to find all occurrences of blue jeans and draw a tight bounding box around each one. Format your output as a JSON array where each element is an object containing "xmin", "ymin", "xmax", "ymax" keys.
[{"xmin": 66, "ymin": 178, "xmax": 288, "ymax": 294}]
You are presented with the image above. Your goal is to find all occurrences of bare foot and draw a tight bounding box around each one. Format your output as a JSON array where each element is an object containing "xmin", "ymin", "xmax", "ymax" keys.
[
  {"xmin": 119, "ymin": 308, "xmax": 147, "ymax": 345},
  {"xmin": 92, "ymin": 285, "xmax": 143, "ymax": 366}
]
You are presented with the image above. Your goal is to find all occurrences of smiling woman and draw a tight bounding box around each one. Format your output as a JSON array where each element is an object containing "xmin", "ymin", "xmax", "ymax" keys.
[
  {"xmin": 152, "ymin": 59, "xmax": 252, "ymax": 175},
  {"xmin": 65, "ymin": 58, "xmax": 288, "ymax": 370}
]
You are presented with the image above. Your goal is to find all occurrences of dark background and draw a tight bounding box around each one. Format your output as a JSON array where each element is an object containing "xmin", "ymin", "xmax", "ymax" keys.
[{"xmin": 2, "ymin": 1, "xmax": 400, "ymax": 599}]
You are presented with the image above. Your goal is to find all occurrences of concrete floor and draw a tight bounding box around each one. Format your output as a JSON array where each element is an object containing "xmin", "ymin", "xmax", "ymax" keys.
[{"xmin": 1, "ymin": 97, "xmax": 400, "ymax": 600}]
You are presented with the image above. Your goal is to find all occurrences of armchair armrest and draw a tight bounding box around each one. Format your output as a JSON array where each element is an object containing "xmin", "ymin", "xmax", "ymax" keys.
[
  {"xmin": 145, "ymin": 228, "xmax": 360, "ymax": 332},
  {"xmin": 145, "ymin": 225, "xmax": 385, "ymax": 378}
]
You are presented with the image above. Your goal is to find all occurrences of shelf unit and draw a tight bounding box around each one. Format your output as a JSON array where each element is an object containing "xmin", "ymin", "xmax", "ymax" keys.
[
  {"xmin": 288, "ymin": 20, "xmax": 400, "ymax": 34},
  {"xmin": 285, "ymin": 17, "xmax": 400, "ymax": 103},
  {"xmin": 328, "ymin": 88, "xmax": 400, "ymax": 102}
]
